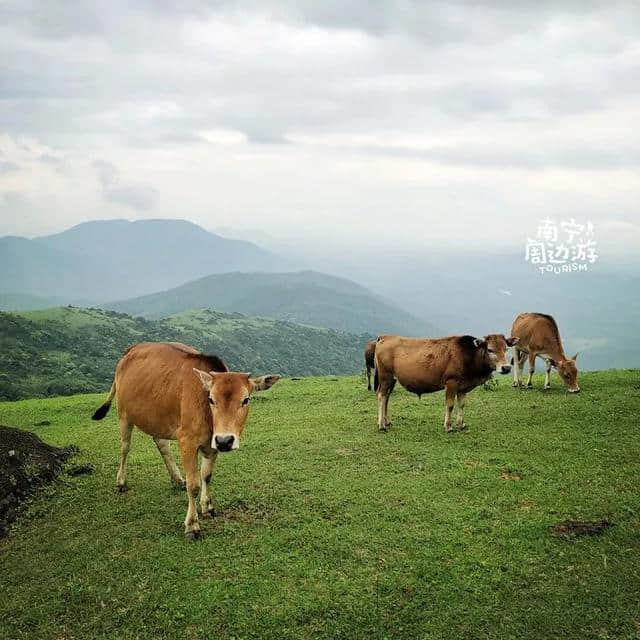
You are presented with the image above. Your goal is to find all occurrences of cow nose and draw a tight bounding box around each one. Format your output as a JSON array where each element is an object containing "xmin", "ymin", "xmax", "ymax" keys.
[
  {"xmin": 501, "ymin": 365, "xmax": 512, "ymax": 374},
  {"xmin": 569, "ymin": 387, "xmax": 581, "ymax": 394},
  {"xmin": 215, "ymin": 435, "xmax": 234, "ymax": 451}
]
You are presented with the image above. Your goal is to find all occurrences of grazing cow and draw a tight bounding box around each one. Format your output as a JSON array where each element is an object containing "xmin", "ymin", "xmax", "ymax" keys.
[
  {"xmin": 91, "ymin": 342, "xmax": 280, "ymax": 539},
  {"xmin": 511, "ymin": 312, "xmax": 580, "ymax": 392},
  {"xmin": 374, "ymin": 334, "xmax": 518, "ymax": 432},
  {"xmin": 364, "ymin": 340, "xmax": 376, "ymax": 391}
]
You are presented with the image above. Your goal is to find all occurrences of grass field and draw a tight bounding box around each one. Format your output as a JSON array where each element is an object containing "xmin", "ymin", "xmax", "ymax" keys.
[{"xmin": 1, "ymin": 370, "xmax": 640, "ymax": 639}]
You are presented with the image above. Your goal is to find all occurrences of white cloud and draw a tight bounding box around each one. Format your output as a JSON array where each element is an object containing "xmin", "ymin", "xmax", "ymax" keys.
[{"xmin": 0, "ymin": 1, "xmax": 638, "ymax": 249}]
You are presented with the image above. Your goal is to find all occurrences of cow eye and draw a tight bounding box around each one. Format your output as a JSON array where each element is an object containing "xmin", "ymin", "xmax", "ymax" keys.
[
  {"xmin": 487, "ymin": 348, "xmax": 495, "ymax": 354},
  {"xmin": 208, "ymin": 397, "xmax": 215, "ymax": 405},
  {"xmin": 242, "ymin": 397, "xmax": 251, "ymax": 406}
]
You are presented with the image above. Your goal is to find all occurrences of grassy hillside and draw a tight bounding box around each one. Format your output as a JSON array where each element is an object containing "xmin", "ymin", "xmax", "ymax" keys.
[
  {"xmin": 106, "ymin": 270, "xmax": 438, "ymax": 336},
  {"xmin": 1, "ymin": 371, "xmax": 639, "ymax": 639},
  {"xmin": 0, "ymin": 307, "xmax": 370, "ymax": 400}
]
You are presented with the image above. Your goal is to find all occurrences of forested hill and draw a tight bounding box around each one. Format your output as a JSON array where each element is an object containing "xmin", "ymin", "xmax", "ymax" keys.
[
  {"xmin": 0, "ymin": 307, "xmax": 371, "ymax": 400},
  {"xmin": 106, "ymin": 270, "xmax": 438, "ymax": 336}
]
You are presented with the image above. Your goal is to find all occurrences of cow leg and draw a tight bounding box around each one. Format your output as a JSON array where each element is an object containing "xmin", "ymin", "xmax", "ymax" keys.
[
  {"xmin": 383, "ymin": 381, "xmax": 394, "ymax": 427},
  {"xmin": 512, "ymin": 347, "xmax": 522, "ymax": 387},
  {"xmin": 525, "ymin": 352, "xmax": 536, "ymax": 388},
  {"xmin": 179, "ymin": 441, "xmax": 201, "ymax": 540},
  {"xmin": 199, "ymin": 453, "xmax": 218, "ymax": 518},
  {"xmin": 376, "ymin": 377, "xmax": 394, "ymax": 431},
  {"xmin": 116, "ymin": 418, "xmax": 133, "ymax": 492},
  {"xmin": 154, "ymin": 437, "xmax": 185, "ymax": 489},
  {"xmin": 366, "ymin": 365, "xmax": 372, "ymax": 391},
  {"xmin": 544, "ymin": 359, "xmax": 553, "ymax": 389},
  {"xmin": 444, "ymin": 380, "xmax": 457, "ymax": 432},
  {"xmin": 456, "ymin": 392, "xmax": 467, "ymax": 430}
]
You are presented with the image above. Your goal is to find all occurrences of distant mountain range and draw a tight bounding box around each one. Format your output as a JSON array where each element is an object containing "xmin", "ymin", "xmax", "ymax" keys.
[
  {"xmin": 0, "ymin": 307, "xmax": 372, "ymax": 400},
  {"xmin": 2, "ymin": 217, "xmax": 638, "ymax": 371},
  {"xmin": 0, "ymin": 219, "xmax": 292, "ymax": 302},
  {"xmin": 106, "ymin": 270, "xmax": 439, "ymax": 337},
  {"xmin": 0, "ymin": 293, "xmax": 67, "ymax": 312}
]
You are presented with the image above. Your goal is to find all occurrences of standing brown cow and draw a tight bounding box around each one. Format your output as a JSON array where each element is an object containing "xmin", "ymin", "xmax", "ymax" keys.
[
  {"xmin": 364, "ymin": 340, "xmax": 376, "ymax": 391},
  {"xmin": 511, "ymin": 312, "xmax": 580, "ymax": 392},
  {"xmin": 91, "ymin": 342, "xmax": 280, "ymax": 539},
  {"xmin": 374, "ymin": 334, "xmax": 518, "ymax": 432}
]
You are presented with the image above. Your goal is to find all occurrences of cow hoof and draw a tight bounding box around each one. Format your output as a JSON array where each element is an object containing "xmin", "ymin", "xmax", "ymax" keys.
[
  {"xmin": 203, "ymin": 508, "xmax": 216, "ymax": 519},
  {"xmin": 526, "ymin": 384, "xmax": 533, "ymax": 390},
  {"xmin": 186, "ymin": 529, "xmax": 201, "ymax": 541},
  {"xmin": 512, "ymin": 381, "xmax": 520, "ymax": 388},
  {"xmin": 378, "ymin": 426, "xmax": 388, "ymax": 432},
  {"xmin": 457, "ymin": 423, "xmax": 468, "ymax": 431},
  {"xmin": 116, "ymin": 484, "xmax": 128, "ymax": 493},
  {"xmin": 172, "ymin": 480, "xmax": 186, "ymax": 491},
  {"xmin": 543, "ymin": 385, "xmax": 551, "ymax": 390},
  {"xmin": 445, "ymin": 426, "xmax": 454, "ymax": 433}
]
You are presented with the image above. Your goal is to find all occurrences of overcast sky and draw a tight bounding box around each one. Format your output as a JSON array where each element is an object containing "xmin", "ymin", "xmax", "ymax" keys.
[{"xmin": 1, "ymin": 0, "xmax": 639, "ymax": 251}]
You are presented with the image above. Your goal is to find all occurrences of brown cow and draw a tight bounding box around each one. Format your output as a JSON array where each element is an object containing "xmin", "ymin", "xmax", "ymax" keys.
[
  {"xmin": 91, "ymin": 342, "xmax": 280, "ymax": 539},
  {"xmin": 511, "ymin": 312, "xmax": 580, "ymax": 392},
  {"xmin": 364, "ymin": 340, "xmax": 376, "ymax": 391},
  {"xmin": 374, "ymin": 334, "xmax": 518, "ymax": 432}
]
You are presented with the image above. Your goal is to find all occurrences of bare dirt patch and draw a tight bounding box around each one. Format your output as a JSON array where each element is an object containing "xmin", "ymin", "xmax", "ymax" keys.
[
  {"xmin": 550, "ymin": 519, "xmax": 613, "ymax": 538},
  {"xmin": 0, "ymin": 425, "xmax": 76, "ymax": 537},
  {"xmin": 501, "ymin": 470, "xmax": 522, "ymax": 481},
  {"xmin": 222, "ymin": 499, "xmax": 268, "ymax": 524}
]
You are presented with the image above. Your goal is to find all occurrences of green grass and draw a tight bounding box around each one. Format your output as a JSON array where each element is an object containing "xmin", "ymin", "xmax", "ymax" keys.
[{"xmin": 1, "ymin": 370, "xmax": 640, "ymax": 639}]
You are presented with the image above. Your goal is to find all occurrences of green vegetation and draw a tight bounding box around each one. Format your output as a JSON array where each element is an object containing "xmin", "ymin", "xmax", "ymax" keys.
[
  {"xmin": 0, "ymin": 307, "xmax": 370, "ymax": 400},
  {"xmin": 1, "ymin": 371, "xmax": 640, "ymax": 639},
  {"xmin": 106, "ymin": 270, "xmax": 437, "ymax": 336}
]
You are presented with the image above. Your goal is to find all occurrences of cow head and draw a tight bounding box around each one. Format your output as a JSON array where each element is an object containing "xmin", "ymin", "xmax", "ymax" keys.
[
  {"xmin": 550, "ymin": 354, "xmax": 580, "ymax": 392},
  {"xmin": 474, "ymin": 334, "xmax": 519, "ymax": 374},
  {"xmin": 193, "ymin": 370, "xmax": 281, "ymax": 452}
]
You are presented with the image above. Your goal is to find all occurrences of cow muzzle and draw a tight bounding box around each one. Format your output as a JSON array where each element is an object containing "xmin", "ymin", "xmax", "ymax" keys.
[
  {"xmin": 568, "ymin": 387, "xmax": 581, "ymax": 394},
  {"xmin": 500, "ymin": 365, "xmax": 512, "ymax": 374},
  {"xmin": 214, "ymin": 434, "xmax": 236, "ymax": 452}
]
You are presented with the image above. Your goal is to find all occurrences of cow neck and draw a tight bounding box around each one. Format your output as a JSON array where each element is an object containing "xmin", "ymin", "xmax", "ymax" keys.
[{"xmin": 546, "ymin": 343, "xmax": 567, "ymax": 363}]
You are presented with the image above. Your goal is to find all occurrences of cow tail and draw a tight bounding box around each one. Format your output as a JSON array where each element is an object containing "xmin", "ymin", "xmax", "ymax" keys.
[
  {"xmin": 373, "ymin": 337, "xmax": 382, "ymax": 392},
  {"xmin": 373, "ymin": 352, "xmax": 380, "ymax": 392},
  {"xmin": 92, "ymin": 379, "xmax": 116, "ymax": 420}
]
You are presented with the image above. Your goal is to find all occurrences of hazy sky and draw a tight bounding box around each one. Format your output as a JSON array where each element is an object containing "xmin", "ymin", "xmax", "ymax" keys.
[{"xmin": 1, "ymin": 1, "xmax": 639, "ymax": 250}]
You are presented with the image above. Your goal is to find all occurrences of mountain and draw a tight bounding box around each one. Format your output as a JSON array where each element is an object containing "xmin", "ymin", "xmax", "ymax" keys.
[
  {"xmin": 0, "ymin": 292, "xmax": 66, "ymax": 312},
  {"xmin": 0, "ymin": 219, "xmax": 293, "ymax": 302},
  {"xmin": 0, "ymin": 307, "xmax": 372, "ymax": 400},
  {"xmin": 106, "ymin": 270, "xmax": 439, "ymax": 336},
  {"xmin": 0, "ymin": 236, "xmax": 106, "ymax": 304}
]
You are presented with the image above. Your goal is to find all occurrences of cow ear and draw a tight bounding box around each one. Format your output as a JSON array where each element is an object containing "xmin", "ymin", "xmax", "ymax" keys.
[
  {"xmin": 251, "ymin": 375, "xmax": 281, "ymax": 391},
  {"xmin": 571, "ymin": 352, "xmax": 579, "ymax": 361},
  {"xmin": 473, "ymin": 338, "xmax": 486, "ymax": 348},
  {"xmin": 193, "ymin": 368, "xmax": 213, "ymax": 389},
  {"xmin": 506, "ymin": 336, "xmax": 519, "ymax": 346}
]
